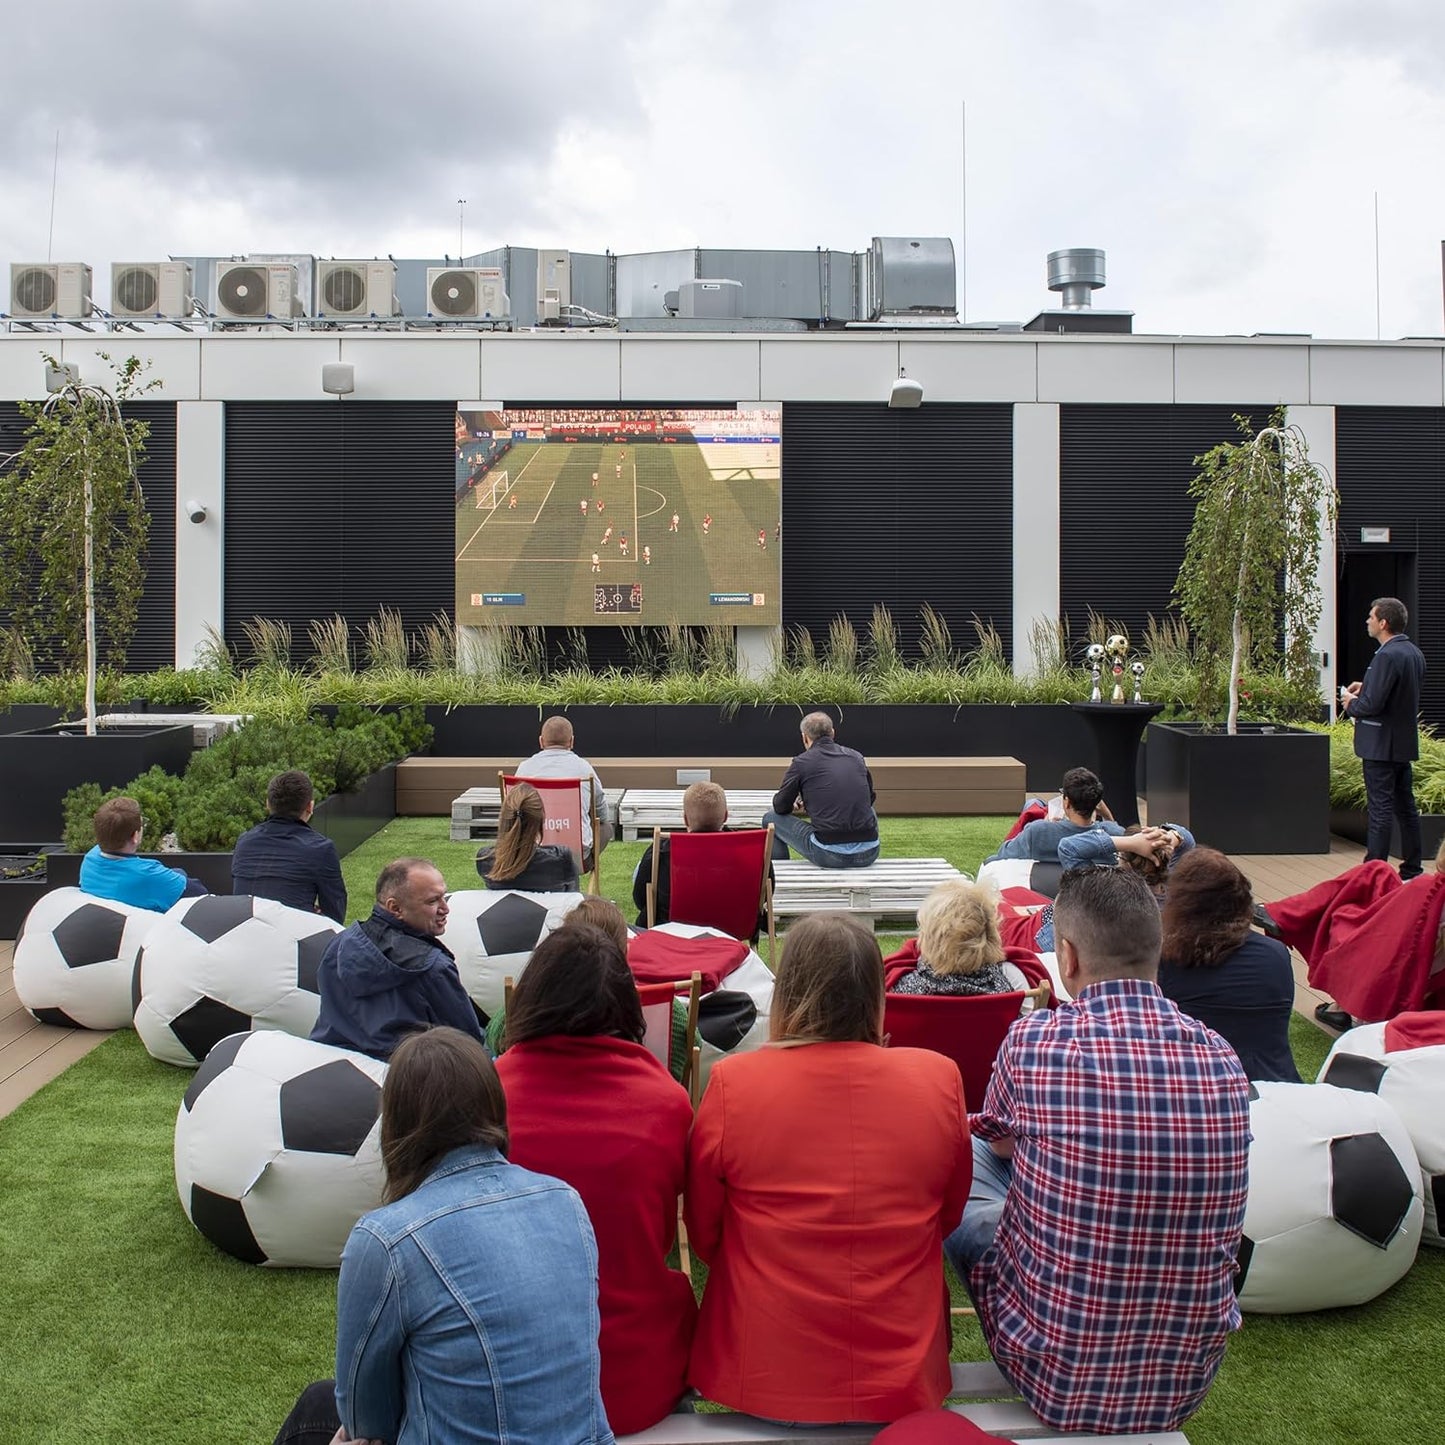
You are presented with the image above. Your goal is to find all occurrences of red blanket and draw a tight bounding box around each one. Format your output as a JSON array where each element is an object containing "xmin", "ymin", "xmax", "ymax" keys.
[
  {"xmin": 1001, "ymin": 800, "xmax": 1048, "ymax": 844},
  {"xmin": 627, "ymin": 931, "xmax": 748, "ymax": 992},
  {"xmin": 1270, "ymin": 862, "xmax": 1445, "ymax": 1022},
  {"xmin": 1385, "ymin": 1011, "xmax": 1445, "ymax": 1052}
]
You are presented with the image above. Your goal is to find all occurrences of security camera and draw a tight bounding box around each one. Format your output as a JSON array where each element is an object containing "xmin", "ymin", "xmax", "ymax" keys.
[{"xmin": 185, "ymin": 500, "xmax": 208, "ymax": 524}]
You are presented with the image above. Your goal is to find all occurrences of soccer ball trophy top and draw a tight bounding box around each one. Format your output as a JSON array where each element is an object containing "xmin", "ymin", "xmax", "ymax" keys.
[
  {"xmin": 1105, "ymin": 634, "xmax": 1130, "ymax": 703},
  {"xmin": 1085, "ymin": 642, "xmax": 1106, "ymax": 702}
]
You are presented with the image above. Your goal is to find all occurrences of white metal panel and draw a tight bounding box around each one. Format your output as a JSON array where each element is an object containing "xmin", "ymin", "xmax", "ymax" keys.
[
  {"xmin": 198, "ymin": 334, "xmax": 340, "ymax": 399},
  {"xmin": 1173, "ymin": 342, "xmax": 1310, "ymax": 403},
  {"xmin": 621, "ymin": 337, "xmax": 761, "ymax": 401},
  {"xmin": 758, "ymin": 337, "xmax": 899, "ymax": 401},
  {"xmin": 1308, "ymin": 343, "xmax": 1445, "ymax": 407},
  {"xmin": 898, "ymin": 336, "xmax": 1038, "ymax": 402},
  {"xmin": 174, "ymin": 401, "xmax": 225, "ymax": 668},
  {"xmin": 1037, "ymin": 339, "xmax": 1174, "ymax": 402},
  {"xmin": 479, "ymin": 333, "xmax": 621, "ymax": 400},
  {"xmin": 59, "ymin": 337, "xmax": 202, "ymax": 400},
  {"xmin": 337, "ymin": 335, "xmax": 480, "ymax": 400},
  {"xmin": 1013, "ymin": 404, "xmax": 1061, "ymax": 678},
  {"xmin": 0, "ymin": 336, "xmax": 60, "ymax": 400}
]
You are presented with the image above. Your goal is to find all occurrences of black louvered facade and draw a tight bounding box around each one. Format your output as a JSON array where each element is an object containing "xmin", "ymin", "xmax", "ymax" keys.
[
  {"xmin": 0, "ymin": 399, "xmax": 175, "ymax": 673},
  {"xmin": 779, "ymin": 403, "xmax": 1014, "ymax": 658},
  {"xmin": 224, "ymin": 402, "xmax": 455, "ymax": 660},
  {"xmin": 1335, "ymin": 407, "xmax": 1445, "ymax": 724},
  {"xmin": 1058, "ymin": 404, "xmax": 1268, "ymax": 648}
]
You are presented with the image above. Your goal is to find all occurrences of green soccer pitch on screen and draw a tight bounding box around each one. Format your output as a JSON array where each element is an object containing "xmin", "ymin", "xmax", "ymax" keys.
[{"xmin": 454, "ymin": 405, "xmax": 782, "ymax": 627}]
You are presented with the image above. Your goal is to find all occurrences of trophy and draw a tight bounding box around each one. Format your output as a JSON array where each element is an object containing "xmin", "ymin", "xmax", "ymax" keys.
[
  {"xmin": 1105, "ymin": 634, "xmax": 1130, "ymax": 703},
  {"xmin": 1085, "ymin": 642, "xmax": 1106, "ymax": 702},
  {"xmin": 1131, "ymin": 659, "xmax": 1145, "ymax": 704}
]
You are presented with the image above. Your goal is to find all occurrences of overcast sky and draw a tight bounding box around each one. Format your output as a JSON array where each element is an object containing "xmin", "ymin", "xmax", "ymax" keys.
[{"xmin": 3, "ymin": 0, "xmax": 1443, "ymax": 338}]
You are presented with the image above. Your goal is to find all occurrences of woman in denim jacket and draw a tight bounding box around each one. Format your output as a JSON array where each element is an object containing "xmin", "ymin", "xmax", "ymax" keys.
[{"xmin": 274, "ymin": 1027, "xmax": 614, "ymax": 1445}]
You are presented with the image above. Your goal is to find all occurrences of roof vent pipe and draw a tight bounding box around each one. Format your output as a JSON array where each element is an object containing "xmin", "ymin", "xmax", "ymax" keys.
[{"xmin": 1047, "ymin": 248, "xmax": 1106, "ymax": 309}]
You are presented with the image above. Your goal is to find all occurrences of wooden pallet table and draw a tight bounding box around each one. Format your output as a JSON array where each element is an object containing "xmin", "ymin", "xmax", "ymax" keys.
[
  {"xmin": 616, "ymin": 789, "xmax": 778, "ymax": 841},
  {"xmin": 770, "ymin": 857, "xmax": 966, "ymax": 927}
]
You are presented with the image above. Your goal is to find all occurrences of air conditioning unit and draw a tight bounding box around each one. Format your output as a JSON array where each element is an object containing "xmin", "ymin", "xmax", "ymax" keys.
[
  {"xmin": 426, "ymin": 267, "xmax": 509, "ymax": 320},
  {"xmin": 536, "ymin": 249, "xmax": 570, "ymax": 323},
  {"xmin": 110, "ymin": 262, "xmax": 194, "ymax": 319},
  {"xmin": 214, "ymin": 261, "xmax": 305, "ymax": 320},
  {"xmin": 10, "ymin": 262, "xmax": 93, "ymax": 319},
  {"xmin": 316, "ymin": 260, "xmax": 400, "ymax": 318}
]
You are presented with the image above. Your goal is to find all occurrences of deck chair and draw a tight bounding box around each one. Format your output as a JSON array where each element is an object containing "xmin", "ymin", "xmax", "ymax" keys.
[
  {"xmin": 647, "ymin": 823, "xmax": 776, "ymax": 962},
  {"xmin": 884, "ymin": 979, "xmax": 1051, "ymax": 1113},
  {"xmin": 499, "ymin": 771, "xmax": 600, "ymax": 895},
  {"xmin": 636, "ymin": 972, "xmax": 703, "ymax": 1100}
]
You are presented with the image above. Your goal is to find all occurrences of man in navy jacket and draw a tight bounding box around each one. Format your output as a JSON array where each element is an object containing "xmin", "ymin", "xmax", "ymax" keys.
[
  {"xmin": 1343, "ymin": 597, "xmax": 1427, "ymax": 879},
  {"xmin": 763, "ymin": 712, "xmax": 880, "ymax": 869},
  {"xmin": 231, "ymin": 770, "xmax": 347, "ymax": 921}
]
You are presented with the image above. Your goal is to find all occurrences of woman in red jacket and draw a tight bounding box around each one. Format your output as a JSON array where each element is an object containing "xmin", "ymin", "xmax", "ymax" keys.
[
  {"xmin": 496, "ymin": 922, "xmax": 696, "ymax": 1434},
  {"xmin": 686, "ymin": 912, "xmax": 972, "ymax": 1424}
]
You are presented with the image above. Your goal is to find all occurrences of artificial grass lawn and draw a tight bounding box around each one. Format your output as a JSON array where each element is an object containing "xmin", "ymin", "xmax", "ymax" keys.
[{"xmin": 1, "ymin": 814, "xmax": 1440, "ymax": 1443}]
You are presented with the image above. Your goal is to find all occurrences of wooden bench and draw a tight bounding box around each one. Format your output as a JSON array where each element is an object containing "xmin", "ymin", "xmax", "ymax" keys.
[
  {"xmin": 617, "ymin": 789, "xmax": 777, "ymax": 841},
  {"xmin": 449, "ymin": 786, "xmax": 626, "ymax": 843},
  {"xmin": 771, "ymin": 858, "xmax": 967, "ymax": 928},
  {"xmin": 618, "ymin": 1361, "xmax": 1189, "ymax": 1442},
  {"xmin": 400, "ymin": 757, "xmax": 1025, "ymax": 819}
]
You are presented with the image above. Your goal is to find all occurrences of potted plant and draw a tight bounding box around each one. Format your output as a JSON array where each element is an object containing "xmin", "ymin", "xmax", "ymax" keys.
[{"xmin": 1147, "ymin": 413, "xmax": 1337, "ymax": 854}]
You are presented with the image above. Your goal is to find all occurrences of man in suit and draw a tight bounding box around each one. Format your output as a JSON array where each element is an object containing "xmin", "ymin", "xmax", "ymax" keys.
[{"xmin": 1343, "ymin": 596, "xmax": 1427, "ymax": 879}]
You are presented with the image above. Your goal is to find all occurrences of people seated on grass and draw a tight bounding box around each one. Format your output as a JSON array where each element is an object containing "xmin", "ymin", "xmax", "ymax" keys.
[
  {"xmin": 1254, "ymin": 838, "xmax": 1445, "ymax": 1031},
  {"xmin": 1157, "ymin": 848, "xmax": 1300, "ymax": 1082},
  {"xmin": 686, "ymin": 912, "xmax": 970, "ymax": 1424},
  {"xmin": 476, "ymin": 780, "xmax": 580, "ymax": 892},
  {"xmin": 78, "ymin": 796, "xmax": 208, "ymax": 912},
  {"xmin": 515, "ymin": 714, "xmax": 613, "ymax": 871},
  {"xmin": 761, "ymin": 711, "xmax": 880, "ymax": 870},
  {"xmin": 311, "ymin": 858, "xmax": 484, "ymax": 1061},
  {"xmin": 998, "ymin": 823, "xmax": 1189, "ymax": 953},
  {"xmin": 884, "ymin": 878, "xmax": 1047, "ymax": 996},
  {"xmin": 945, "ymin": 867, "xmax": 1251, "ymax": 1437},
  {"xmin": 984, "ymin": 766, "xmax": 1119, "ymax": 863},
  {"xmin": 495, "ymin": 921, "xmax": 696, "ymax": 1434},
  {"xmin": 231, "ymin": 769, "xmax": 347, "ymax": 922},
  {"xmin": 631, "ymin": 780, "xmax": 773, "ymax": 940},
  {"xmin": 272, "ymin": 1027, "xmax": 614, "ymax": 1445}
]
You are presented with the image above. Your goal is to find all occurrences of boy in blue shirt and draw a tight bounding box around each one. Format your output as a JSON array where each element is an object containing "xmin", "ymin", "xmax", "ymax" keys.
[{"xmin": 79, "ymin": 796, "xmax": 207, "ymax": 912}]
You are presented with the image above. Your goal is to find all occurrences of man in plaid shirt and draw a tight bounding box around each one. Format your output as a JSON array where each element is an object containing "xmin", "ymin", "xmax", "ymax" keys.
[{"xmin": 945, "ymin": 867, "xmax": 1251, "ymax": 1434}]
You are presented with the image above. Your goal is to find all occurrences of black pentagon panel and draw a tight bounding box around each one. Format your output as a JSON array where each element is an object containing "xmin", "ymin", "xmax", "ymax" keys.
[
  {"xmin": 295, "ymin": 930, "xmax": 334, "ymax": 994},
  {"xmin": 170, "ymin": 998, "xmax": 253, "ymax": 1063},
  {"xmin": 1233, "ymin": 1235, "xmax": 1255, "ymax": 1295},
  {"xmin": 1321, "ymin": 1053, "xmax": 1389, "ymax": 1095},
  {"xmin": 30, "ymin": 1005, "xmax": 82, "ymax": 1029},
  {"xmin": 1433, "ymin": 1173, "xmax": 1445, "ymax": 1224},
  {"xmin": 280, "ymin": 1060, "xmax": 381, "ymax": 1155},
  {"xmin": 182, "ymin": 1032, "xmax": 249, "ymax": 1112},
  {"xmin": 131, "ymin": 950, "xmax": 145, "ymax": 1020},
  {"xmin": 1247, "ymin": 1081, "xmax": 1260, "ymax": 1101},
  {"xmin": 476, "ymin": 894, "xmax": 549, "ymax": 955},
  {"xmin": 1330, "ymin": 1132, "xmax": 1415, "ymax": 1249},
  {"xmin": 190, "ymin": 1184, "xmax": 267, "ymax": 1265},
  {"xmin": 52, "ymin": 903, "xmax": 127, "ymax": 968},
  {"xmin": 181, "ymin": 894, "xmax": 255, "ymax": 943},
  {"xmin": 697, "ymin": 991, "xmax": 759, "ymax": 1052}
]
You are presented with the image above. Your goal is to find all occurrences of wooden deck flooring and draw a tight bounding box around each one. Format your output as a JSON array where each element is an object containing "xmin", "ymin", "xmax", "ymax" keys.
[{"xmin": 0, "ymin": 833, "xmax": 1390, "ymax": 1123}]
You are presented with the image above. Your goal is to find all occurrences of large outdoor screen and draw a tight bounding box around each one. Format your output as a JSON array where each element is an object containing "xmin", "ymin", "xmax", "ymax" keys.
[{"xmin": 454, "ymin": 405, "xmax": 781, "ymax": 627}]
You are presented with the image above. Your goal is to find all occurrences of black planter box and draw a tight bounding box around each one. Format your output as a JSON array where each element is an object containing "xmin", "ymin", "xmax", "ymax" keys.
[
  {"xmin": 0, "ymin": 705, "xmax": 66, "ymax": 735},
  {"xmin": 309, "ymin": 761, "xmax": 397, "ymax": 857},
  {"xmin": 1147, "ymin": 722, "xmax": 1330, "ymax": 854},
  {"xmin": 0, "ymin": 724, "xmax": 196, "ymax": 843},
  {"xmin": 1329, "ymin": 808, "xmax": 1445, "ymax": 861},
  {"xmin": 44, "ymin": 849, "xmax": 239, "ymax": 896}
]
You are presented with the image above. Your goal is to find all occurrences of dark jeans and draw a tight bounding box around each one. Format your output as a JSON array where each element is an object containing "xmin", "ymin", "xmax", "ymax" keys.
[
  {"xmin": 273, "ymin": 1380, "xmax": 341, "ymax": 1445},
  {"xmin": 1363, "ymin": 759, "xmax": 1423, "ymax": 878}
]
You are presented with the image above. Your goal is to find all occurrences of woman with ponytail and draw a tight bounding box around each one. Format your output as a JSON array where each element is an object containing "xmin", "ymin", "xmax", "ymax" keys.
[{"xmin": 476, "ymin": 781, "xmax": 580, "ymax": 892}]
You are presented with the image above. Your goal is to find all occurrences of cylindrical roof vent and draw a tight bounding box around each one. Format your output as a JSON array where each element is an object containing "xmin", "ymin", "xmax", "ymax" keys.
[{"xmin": 1047, "ymin": 248, "xmax": 1106, "ymax": 309}]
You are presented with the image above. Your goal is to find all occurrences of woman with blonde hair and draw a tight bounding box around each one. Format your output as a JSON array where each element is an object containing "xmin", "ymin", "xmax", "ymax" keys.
[
  {"xmin": 476, "ymin": 780, "xmax": 579, "ymax": 892},
  {"xmin": 885, "ymin": 878, "xmax": 1045, "ymax": 996},
  {"xmin": 686, "ymin": 912, "xmax": 971, "ymax": 1424}
]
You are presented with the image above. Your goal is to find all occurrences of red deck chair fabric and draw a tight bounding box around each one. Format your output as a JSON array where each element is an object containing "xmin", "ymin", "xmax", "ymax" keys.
[
  {"xmin": 635, "ymin": 974, "xmax": 702, "ymax": 1101},
  {"xmin": 499, "ymin": 772, "xmax": 599, "ymax": 893},
  {"xmin": 654, "ymin": 825, "xmax": 774, "ymax": 955},
  {"xmin": 884, "ymin": 983, "xmax": 1048, "ymax": 1113}
]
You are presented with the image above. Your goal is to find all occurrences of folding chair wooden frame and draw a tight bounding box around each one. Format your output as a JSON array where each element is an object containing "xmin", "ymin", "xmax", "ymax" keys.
[
  {"xmin": 645, "ymin": 822, "xmax": 776, "ymax": 963},
  {"xmin": 498, "ymin": 771, "xmax": 601, "ymax": 894}
]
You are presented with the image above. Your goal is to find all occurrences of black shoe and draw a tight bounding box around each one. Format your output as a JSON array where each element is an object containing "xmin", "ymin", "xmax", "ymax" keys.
[
  {"xmin": 1314, "ymin": 1002, "xmax": 1353, "ymax": 1032},
  {"xmin": 1400, "ymin": 868, "xmax": 1423, "ymax": 882},
  {"xmin": 1252, "ymin": 903, "xmax": 1283, "ymax": 939}
]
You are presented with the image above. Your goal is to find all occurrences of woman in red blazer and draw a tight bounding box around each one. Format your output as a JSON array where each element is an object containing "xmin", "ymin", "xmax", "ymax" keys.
[
  {"xmin": 686, "ymin": 912, "xmax": 972, "ymax": 1424},
  {"xmin": 497, "ymin": 921, "xmax": 697, "ymax": 1435}
]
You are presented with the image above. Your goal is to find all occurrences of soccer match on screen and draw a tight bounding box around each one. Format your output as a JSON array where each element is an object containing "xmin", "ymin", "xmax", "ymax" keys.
[{"xmin": 454, "ymin": 405, "xmax": 782, "ymax": 627}]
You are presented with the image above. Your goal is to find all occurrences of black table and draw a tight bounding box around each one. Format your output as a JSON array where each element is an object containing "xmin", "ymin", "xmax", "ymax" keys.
[{"xmin": 1068, "ymin": 701, "xmax": 1164, "ymax": 829}]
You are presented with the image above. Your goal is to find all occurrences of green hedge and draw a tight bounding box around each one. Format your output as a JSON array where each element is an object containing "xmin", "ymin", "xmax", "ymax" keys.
[
  {"xmin": 61, "ymin": 704, "xmax": 431, "ymax": 853},
  {"xmin": 1307, "ymin": 720, "xmax": 1445, "ymax": 813}
]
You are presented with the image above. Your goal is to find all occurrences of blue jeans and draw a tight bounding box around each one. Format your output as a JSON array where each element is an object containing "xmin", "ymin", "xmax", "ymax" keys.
[
  {"xmin": 1363, "ymin": 759, "xmax": 1422, "ymax": 877},
  {"xmin": 944, "ymin": 1135, "xmax": 1014, "ymax": 1280},
  {"xmin": 763, "ymin": 810, "xmax": 879, "ymax": 870}
]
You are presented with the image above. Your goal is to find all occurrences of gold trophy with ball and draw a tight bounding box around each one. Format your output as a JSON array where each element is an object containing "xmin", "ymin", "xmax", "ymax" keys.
[{"xmin": 1105, "ymin": 634, "xmax": 1130, "ymax": 703}]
